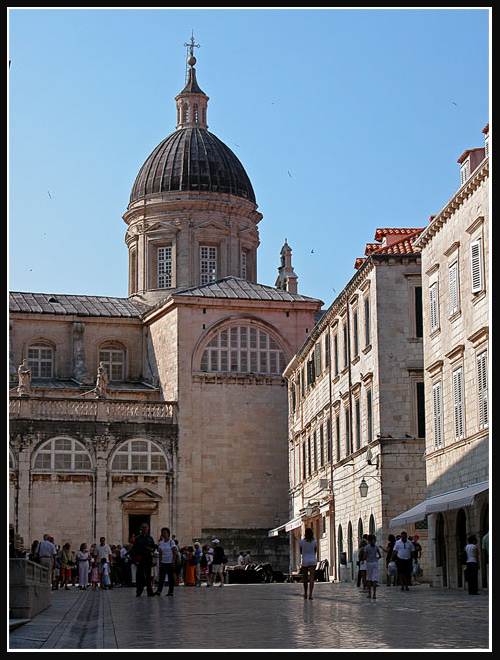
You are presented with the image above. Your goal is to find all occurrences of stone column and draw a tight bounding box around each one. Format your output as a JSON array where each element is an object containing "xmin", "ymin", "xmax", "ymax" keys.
[{"xmin": 94, "ymin": 437, "xmax": 110, "ymax": 541}]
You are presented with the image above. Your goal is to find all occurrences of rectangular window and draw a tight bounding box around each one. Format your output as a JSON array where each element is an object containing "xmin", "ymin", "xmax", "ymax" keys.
[
  {"xmin": 302, "ymin": 441, "xmax": 306, "ymax": 481},
  {"xmin": 433, "ymin": 381, "xmax": 443, "ymax": 448},
  {"xmin": 307, "ymin": 436, "xmax": 312, "ymax": 476},
  {"xmin": 343, "ymin": 322, "xmax": 348, "ymax": 367},
  {"xmin": 334, "ymin": 334, "xmax": 339, "ymax": 376},
  {"xmin": 453, "ymin": 367, "xmax": 465, "ymax": 440},
  {"xmin": 477, "ymin": 351, "xmax": 488, "ymax": 428},
  {"xmin": 353, "ymin": 310, "xmax": 359, "ymax": 357},
  {"xmin": 241, "ymin": 251, "xmax": 247, "ymax": 279},
  {"xmin": 367, "ymin": 389, "xmax": 373, "ymax": 444},
  {"xmin": 314, "ymin": 343, "xmax": 322, "ymax": 378},
  {"xmin": 449, "ymin": 261, "xmax": 459, "ymax": 315},
  {"xmin": 364, "ymin": 297, "xmax": 371, "ymax": 346},
  {"xmin": 470, "ymin": 238, "xmax": 484, "ymax": 293},
  {"xmin": 319, "ymin": 425, "xmax": 324, "ymax": 467},
  {"xmin": 324, "ymin": 332, "xmax": 330, "ymax": 368},
  {"xmin": 345, "ymin": 407, "xmax": 351, "ymax": 455},
  {"xmin": 335, "ymin": 414, "xmax": 340, "ymax": 461},
  {"xmin": 416, "ymin": 381, "xmax": 426, "ymax": 438},
  {"xmin": 414, "ymin": 286, "xmax": 423, "ymax": 338},
  {"xmin": 429, "ymin": 282, "xmax": 439, "ymax": 332},
  {"xmin": 313, "ymin": 431, "xmax": 317, "ymax": 472},
  {"xmin": 200, "ymin": 246, "xmax": 217, "ymax": 285},
  {"xmin": 157, "ymin": 246, "xmax": 172, "ymax": 288},
  {"xmin": 326, "ymin": 418, "xmax": 332, "ymax": 463},
  {"xmin": 355, "ymin": 398, "xmax": 361, "ymax": 450}
]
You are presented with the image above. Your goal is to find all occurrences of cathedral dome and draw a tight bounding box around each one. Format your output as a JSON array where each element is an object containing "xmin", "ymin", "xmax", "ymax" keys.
[{"xmin": 129, "ymin": 127, "xmax": 256, "ymax": 204}]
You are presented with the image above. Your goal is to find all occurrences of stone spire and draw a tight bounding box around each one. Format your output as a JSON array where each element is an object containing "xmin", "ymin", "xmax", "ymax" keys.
[
  {"xmin": 275, "ymin": 238, "xmax": 298, "ymax": 294},
  {"xmin": 175, "ymin": 33, "xmax": 209, "ymax": 130}
]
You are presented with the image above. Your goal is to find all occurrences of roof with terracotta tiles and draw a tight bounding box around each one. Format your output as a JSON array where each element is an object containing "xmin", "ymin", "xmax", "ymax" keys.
[{"xmin": 354, "ymin": 228, "xmax": 424, "ymax": 269}]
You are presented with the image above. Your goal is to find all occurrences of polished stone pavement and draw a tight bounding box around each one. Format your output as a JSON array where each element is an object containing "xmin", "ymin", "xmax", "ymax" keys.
[{"xmin": 9, "ymin": 581, "xmax": 490, "ymax": 650}]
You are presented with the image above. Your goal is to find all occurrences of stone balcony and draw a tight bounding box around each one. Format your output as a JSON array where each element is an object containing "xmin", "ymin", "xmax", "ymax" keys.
[{"xmin": 9, "ymin": 395, "xmax": 177, "ymax": 425}]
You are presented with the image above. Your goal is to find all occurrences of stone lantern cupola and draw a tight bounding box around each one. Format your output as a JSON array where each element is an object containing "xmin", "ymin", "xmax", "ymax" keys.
[{"xmin": 175, "ymin": 38, "xmax": 209, "ymax": 130}]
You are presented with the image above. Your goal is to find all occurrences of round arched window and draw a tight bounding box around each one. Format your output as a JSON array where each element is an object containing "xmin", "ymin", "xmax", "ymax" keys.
[
  {"xmin": 200, "ymin": 325, "xmax": 286, "ymax": 375},
  {"xmin": 111, "ymin": 440, "xmax": 168, "ymax": 472},
  {"xmin": 33, "ymin": 438, "xmax": 92, "ymax": 471}
]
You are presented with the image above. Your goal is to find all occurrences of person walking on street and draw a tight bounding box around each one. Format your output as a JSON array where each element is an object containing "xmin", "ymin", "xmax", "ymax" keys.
[
  {"xmin": 299, "ymin": 527, "xmax": 318, "ymax": 600},
  {"xmin": 363, "ymin": 535, "xmax": 382, "ymax": 599},
  {"xmin": 384, "ymin": 534, "xmax": 397, "ymax": 586},
  {"xmin": 392, "ymin": 531, "xmax": 415, "ymax": 592},
  {"xmin": 37, "ymin": 534, "xmax": 57, "ymax": 586},
  {"xmin": 154, "ymin": 527, "xmax": 177, "ymax": 597},
  {"xmin": 210, "ymin": 539, "xmax": 226, "ymax": 587},
  {"xmin": 76, "ymin": 543, "xmax": 90, "ymax": 589},
  {"xmin": 132, "ymin": 522, "xmax": 157, "ymax": 597},
  {"xmin": 464, "ymin": 535, "xmax": 480, "ymax": 595},
  {"xmin": 58, "ymin": 543, "xmax": 73, "ymax": 590},
  {"xmin": 193, "ymin": 542, "xmax": 202, "ymax": 587}
]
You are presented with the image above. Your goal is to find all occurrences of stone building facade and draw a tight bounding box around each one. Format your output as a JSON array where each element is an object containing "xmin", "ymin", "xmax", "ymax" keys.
[
  {"xmin": 393, "ymin": 126, "xmax": 489, "ymax": 589},
  {"xmin": 274, "ymin": 228, "xmax": 428, "ymax": 582},
  {"xmin": 9, "ymin": 47, "xmax": 323, "ymax": 569}
]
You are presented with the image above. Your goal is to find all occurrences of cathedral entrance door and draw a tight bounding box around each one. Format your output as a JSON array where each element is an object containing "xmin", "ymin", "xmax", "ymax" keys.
[{"xmin": 129, "ymin": 514, "xmax": 151, "ymax": 540}]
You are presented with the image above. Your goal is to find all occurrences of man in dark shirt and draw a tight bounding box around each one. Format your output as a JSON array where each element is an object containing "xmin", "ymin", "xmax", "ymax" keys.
[
  {"xmin": 210, "ymin": 539, "xmax": 226, "ymax": 587},
  {"xmin": 132, "ymin": 522, "xmax": 157, "ymax": 597}
]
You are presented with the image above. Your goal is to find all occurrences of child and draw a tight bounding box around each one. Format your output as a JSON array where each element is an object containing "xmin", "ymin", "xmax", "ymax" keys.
[
  {"xmin": 101, "ymin": 559, "xmax": 111, "ymax": 589},
  {"xmin": 90, "ymin": 558, "xmax": 99, "ymax": 591}
]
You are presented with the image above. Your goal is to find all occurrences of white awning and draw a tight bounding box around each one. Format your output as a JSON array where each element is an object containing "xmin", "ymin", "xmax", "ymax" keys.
[
  {"xmin": 268, "ymin": 515, "xmax": 303, "ymax": 537},
  {"xmin": 390, "ymin": 481, "xmax": 489, "ymax": 528}
]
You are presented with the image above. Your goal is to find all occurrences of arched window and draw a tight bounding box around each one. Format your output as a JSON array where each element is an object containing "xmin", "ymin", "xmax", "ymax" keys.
[
  {"xmin": 369, "ymin": 514, "xmax": 376, "ymax": 536},
  {"xmin": 99, "ymin": 343, "xmax": 125, "ymax": 381},
  {"xmin": 111, "ymin": 439, "xmax": 169, "ymax": 472},
  {"xmin": 27, "ymin": 342, "xmax": 54, "ymax": 378},
  {"xmin": 200, "ymin": 325, "xmax": 286, "ymax": 375},
  {"xmin": 33, "ymin": 438, "xmax": 92, "ymax": 471}
]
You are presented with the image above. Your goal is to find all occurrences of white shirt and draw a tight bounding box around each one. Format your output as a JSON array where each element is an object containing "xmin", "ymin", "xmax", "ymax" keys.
[
  {"xmin": 158, "ymin": 539, "xmax": 176, "ymax": 563},
  {"xmin": 299, "ymin": 538, "xmax": 318, "ymax": 567},
  {"xmin": 95, "ymin": 543, "xmax": 111, "ymax": 563},
  {"xmin": 393, "ymin": 538, "xmax": 414, "ymax": 560},
  {"xmin": 465, "ymin": 544, "xmax": 478, "ymax": 563}
]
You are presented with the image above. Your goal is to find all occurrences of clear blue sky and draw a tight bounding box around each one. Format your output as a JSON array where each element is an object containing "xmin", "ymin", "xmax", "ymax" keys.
[{"xmin": 8, "ymin": 8, "xmax": 490, "ymax": 307}]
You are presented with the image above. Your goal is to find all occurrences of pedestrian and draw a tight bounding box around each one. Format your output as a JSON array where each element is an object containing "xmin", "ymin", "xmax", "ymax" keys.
[
  {"xmin": 37, "ymin": 534, "xmax": 57, "ymax": 586},
  {"xmin": 410, "ymin": 535, "xmax": 422, "ymax": 585},
  {"xmin": 392, "ymin": 531, "xmax": 415, "ymax": 592},
  {"xmin": 155, "ymin": 527, "xmax": 177, "ymax": 597},
  {"xmin": 57, "ymin": 543, "xmax": 73, "ymax": 590},
  {"xmin": 101, "ymin": 558, "xmax": 111, "ymax": 588},
  {"xmin": 29, "ymin": 539, "xmax": 40, "ymax": 564},
  {"xmin": 210, "ymin": 539, "xmax": 226, "ymax": 588},
  {"xmin": 384, "ymin": 534, "xmax": 397, "ymax": 586},
  {"xmin": 90, "ymin": 557, "xmax": 99, "ymax": 590},
  {"xmin": 76, "ymin": 543, "xmax": 90, "ymax": 589},
  {"xmin": 464, "ymin": 534, "xmax": 480, "ymax": 595},
  {"xmin": 194, "ymin": 542, "xmax": 203, "ymax": 587},
  {"xmin": 132, "ymin": 522, "xmax": 157, "ymax": 597},
  {"xmin": 184, "ymin": 546, "xmax": 196, "ymax": 586},
  {"xmin": 357, "ymin": 538, "xmax": 368, "ymax": 591},
  {"xmin": 244, "ymin": 551, "xmax": 253, "ymax": 567},
  {"xmin": 95, "ymin": 537, "xmax": 112, "ymax": 566},
  {"xmin": 363, "ymin": 535, "xmax": 382, "ymax": 599},
  {"xmin": 299, "ymin": 527, "xmax": 318, "ymax": 600},
  {"xmin": 201, "ymin": 543, "xmax": 212, "ymax": 585}
]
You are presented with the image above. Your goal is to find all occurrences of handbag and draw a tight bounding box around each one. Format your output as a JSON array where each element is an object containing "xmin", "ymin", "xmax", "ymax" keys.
[{"xmin": 387, "ymin": 561, "xmax": 397, "ymax": 576}]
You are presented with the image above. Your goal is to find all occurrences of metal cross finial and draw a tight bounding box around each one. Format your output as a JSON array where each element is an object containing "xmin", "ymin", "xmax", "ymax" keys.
[{"xmin": 184, "ymin": 31, "xmax": 200, "ymax": 58}]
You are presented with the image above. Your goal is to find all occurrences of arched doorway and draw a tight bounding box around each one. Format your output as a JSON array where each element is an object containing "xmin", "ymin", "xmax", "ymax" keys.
[
  {"xmin": 456, "ymin": 509, "xmax": 467, "ymax": 588},
  {"xmin": 435, "ymin": 513, "xmax": 447, "ymax": 587},
  {"xmin": 369, "ymin": 514, "xmax": 375, "ymax": 536}
]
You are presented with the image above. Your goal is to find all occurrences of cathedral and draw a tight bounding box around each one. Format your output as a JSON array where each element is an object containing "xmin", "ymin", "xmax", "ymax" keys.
[{"xmin": 9, "ymin": 41, "xmax": 323, "ymax": 569}]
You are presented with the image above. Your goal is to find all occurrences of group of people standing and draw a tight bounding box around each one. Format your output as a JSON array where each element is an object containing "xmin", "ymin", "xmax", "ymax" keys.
[{"xmin": 29, "ymin": 524, "xmax": 229, "ymax": 597}]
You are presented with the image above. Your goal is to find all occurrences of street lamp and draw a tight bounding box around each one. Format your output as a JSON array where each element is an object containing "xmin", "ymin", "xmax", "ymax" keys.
[
  {"xmin": 304, "ymin": 503, "xmax": 314, "ymax": 517},
  {"xmin": 359, "ymin": 478, "xmax": 369, "ymax": 498}
]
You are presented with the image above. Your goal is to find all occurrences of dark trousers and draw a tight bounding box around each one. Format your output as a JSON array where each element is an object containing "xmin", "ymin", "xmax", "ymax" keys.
[
  {"xmin": 136, "ymin": 561, "xmax": 153, "ymax": 595},
  {"xmin": 465, "ymin": 562, "xmax": 479, "ymax": 594},
  {"xmin": 156, "ymin": 562, "xmax": 175, "ymax": 595}
]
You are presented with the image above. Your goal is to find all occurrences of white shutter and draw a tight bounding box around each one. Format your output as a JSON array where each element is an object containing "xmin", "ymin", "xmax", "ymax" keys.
[
  {"xmin": 429, "ymin": 283, "xmax": 439, "ymax": 331},
  {"xmin": 433, "ymin": 381, "xmax": 443, "ymax": 448},
  {"xmin": 470, "ymin": 239, "xmax": 484, "ymax": 294},
  {"xmin": 453, "ymin": 367, "xmax": 465, "ymax": 439},
  {"xmin": 477, "ymin": 351, "xmax": 488, "ymax": 428},
  {"xmin": 449, "ymin": 261, "xmax": 459, "ymax": 315}
]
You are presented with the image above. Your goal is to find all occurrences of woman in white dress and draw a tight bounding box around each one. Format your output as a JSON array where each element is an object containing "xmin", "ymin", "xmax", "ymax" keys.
[
  {"xmin": 299, "ymin": 528, "xmax": 318, "ymax": 600},
  {"xmin": 76, "ymin": 543, "xmax": 90, "ymax": 589}
]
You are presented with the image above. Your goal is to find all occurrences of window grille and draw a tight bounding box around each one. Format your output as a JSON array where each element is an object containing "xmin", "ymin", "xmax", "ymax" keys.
[
  {"xmin": 158, "ymin": 246, "xmax": 172, "ymax": 288},
  {"xmin": 111, "ymin": 439, "xmax": 168, "ymax": 472},
  {"xmin": 200, "ymin": 246, "xmax": 217, "ymax": 284},
  {"xmin": 453, "ymin": 367, "xmax": 465, "ymax": 440},
  {"xmin": 433, "ymin": 381, "xmax": 443, "ymax": 448},
  {"xmin": 27, "ymin": 343, "xmax": 54, "ymax": 378},
  {"xmin": 34, "ymin": 438, "xmax": 91, "ymax": 471},
  {"xmin": 477, "ymin": 351, "xmax": 488, "ymax": 429}
]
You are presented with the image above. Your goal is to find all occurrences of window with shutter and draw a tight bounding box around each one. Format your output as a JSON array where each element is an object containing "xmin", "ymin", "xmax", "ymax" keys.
[
  {"xmin": 470, "ymin": 238, "xmax": 484, "ymax": 293},
  {"xmin": 453, "ymin": 367, "xmax": 465, "ymax": 440},
  {"xmin": 477, "ymin": 351, "xmax": 488, "ymax": 429},
  {"xmin": 433, "ymin": 381, "xmax": 443, "ymax": 448},
  {"xmin": 449, "ymin": 261, "xmax": 459, "ymax": 315},
  {"xmin": 429, "ymin": 283, "xmax": 439, "ymax": 332}
]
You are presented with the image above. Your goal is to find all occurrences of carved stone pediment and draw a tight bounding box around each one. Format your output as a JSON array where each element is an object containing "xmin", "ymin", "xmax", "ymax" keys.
[{"xmin": 120, "ymin": 487, "xmax": 162, "ymax": 503}]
